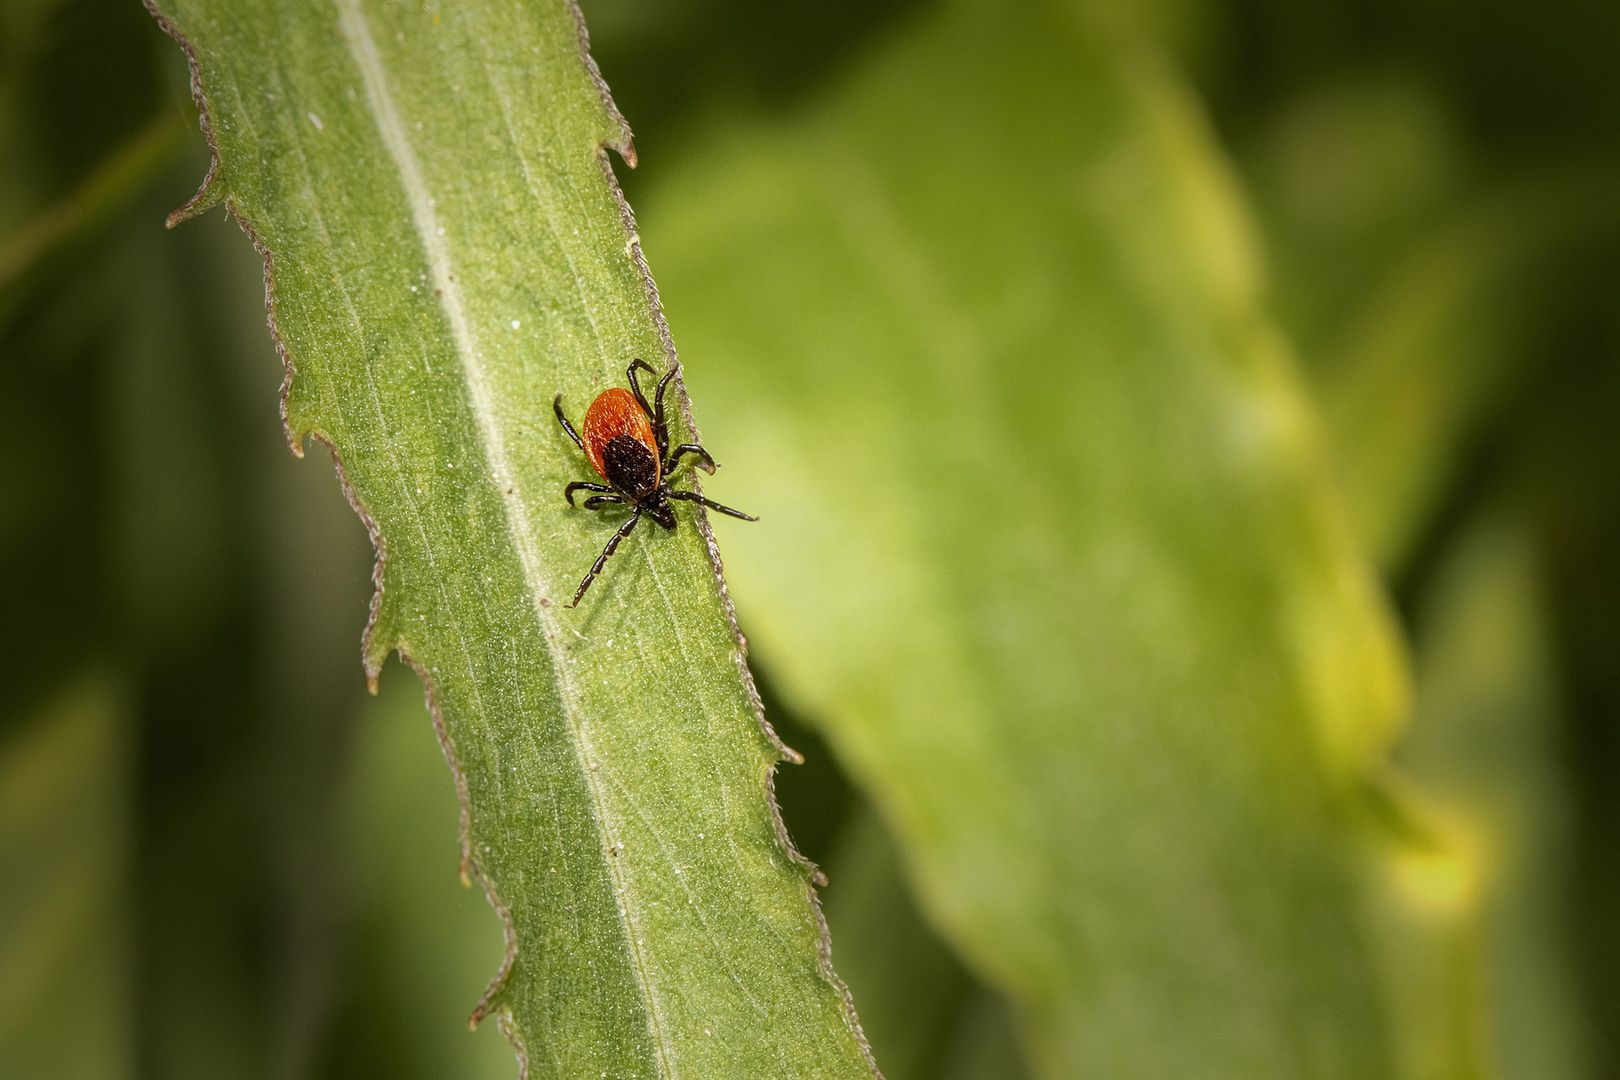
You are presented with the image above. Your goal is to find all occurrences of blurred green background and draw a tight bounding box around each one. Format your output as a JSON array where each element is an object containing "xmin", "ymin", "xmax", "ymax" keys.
[{"xmin": 2, "ymin": 1, "xmax": 1617, "ymax": 1078}]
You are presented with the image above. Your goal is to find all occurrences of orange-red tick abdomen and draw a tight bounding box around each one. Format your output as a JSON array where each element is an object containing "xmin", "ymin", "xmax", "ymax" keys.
[{"xmin": 581, "ymin": 387, "xmax": 660, "ymax": 486}]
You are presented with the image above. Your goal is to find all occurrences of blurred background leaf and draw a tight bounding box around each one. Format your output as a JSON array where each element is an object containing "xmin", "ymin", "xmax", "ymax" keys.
[
  {"xmin": 0, "ymin": 675, "xmax": 132, "ymax": 1080},
  {"xmin": 638, "ymin": 1, "xmax": 1444, "ymax": 1075},
  {"xmin": 1402, "ymin": 511, "xmax": 1589, "ymax": 1079}
]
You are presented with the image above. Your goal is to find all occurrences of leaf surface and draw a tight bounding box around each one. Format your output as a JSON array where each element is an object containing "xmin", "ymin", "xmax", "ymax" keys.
[{"xmin": 145, "ymin": 1, "xmax": 878, "ymax": 1076}]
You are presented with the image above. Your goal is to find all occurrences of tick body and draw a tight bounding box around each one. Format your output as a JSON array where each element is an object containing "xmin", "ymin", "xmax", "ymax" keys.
[
  {"xmin": 554, "ymin": 360, "xmax": 756, "ymax": 607},
  {"xmin": 582, "ymin": 388, "xmax": 661, "ymax": 499}
]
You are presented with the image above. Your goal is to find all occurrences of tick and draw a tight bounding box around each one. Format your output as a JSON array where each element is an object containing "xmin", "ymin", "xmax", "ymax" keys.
[{"xmin": 554, "ymin": 359, "xmax": 756, "ymax": 607}]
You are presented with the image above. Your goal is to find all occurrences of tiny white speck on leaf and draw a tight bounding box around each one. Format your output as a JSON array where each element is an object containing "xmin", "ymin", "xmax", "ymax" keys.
[
  {"xmin": 306, "ymin": 111, "xmax": 324, "ymax": 131},
  {"xmin": 435, "ymin": 225, "xmax": 445, "ymax": 237},
  {"xmin": 511, "ymin": 319, "xmax": 521, "ymax": 329}
]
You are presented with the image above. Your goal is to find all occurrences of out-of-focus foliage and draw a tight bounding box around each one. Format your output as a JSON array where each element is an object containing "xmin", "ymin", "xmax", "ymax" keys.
[
  {"xmin": 646, "ymin": 2, "xmax": 1431, "ymax": 1075},
  {"xmin": 1403, "ymin": 515, "xmax": 1588, "ymax": 1079},
  {"xmin": 2, "ymin": 0, "xmax": 1616, "ymax": 1078},
  {"xmin": 0, "ymin": 677, "xmax": 131, "ymax": 1080}
]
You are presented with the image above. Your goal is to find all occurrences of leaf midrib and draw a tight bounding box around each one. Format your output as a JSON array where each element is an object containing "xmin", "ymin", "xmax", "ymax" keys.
[{"xmin": 333, "ymin": 0, "xmax": 674, "ymax": 1072}]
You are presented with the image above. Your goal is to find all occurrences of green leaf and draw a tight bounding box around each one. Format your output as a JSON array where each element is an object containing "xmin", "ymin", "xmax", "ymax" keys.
[
  {"xmin": 1402, "ymin": 516, "xmax": 1593, "ymax": 1079},
  {"xmin": 0, "ymin": 676, "xmax": 132, "ymax": 1080},
  {"xmin": 643, "ymin": 2, "xmax": 1464, "ymax": 1075},
  {"xmin": 335, "ymin": 677, "xmax": 523, "ymax": 1080},
  {"xmin": 1243, "ymin": 77, "xmax": 1620, "ymax": 571},
  {"xmin": 0, "ymin": 111, "xmax": 188, "ymax": 327},
  {"xmin": 1309, "ymin": 202, "xmax": 1535, "ymax": 571},
  {"xmin": 144, "ymin": 1, "xmax": 878, "ymax": 1076},
  {"xmin": 819, "ymin": 811, "xmax": 1003, "ymax": 1080}
]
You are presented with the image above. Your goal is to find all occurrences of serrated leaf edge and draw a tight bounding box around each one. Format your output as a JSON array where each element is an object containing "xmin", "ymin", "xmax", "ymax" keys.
[{"xmin": 143, "ymin": 1, "xmax": 882, "ymax": 1075}]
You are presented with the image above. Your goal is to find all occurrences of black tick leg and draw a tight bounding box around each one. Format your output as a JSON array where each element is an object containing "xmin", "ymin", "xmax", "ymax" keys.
[
  {"xmin": 553, "ymin": 394, "xmax": 584, "ymax": 452},
  {"xmin": 627, "ymin": 359, "xmax": 682, "ymax": 459},
  {"xmin": 570, "ymin": 509, "xmax": 642, "ymax": 607},
  {"xmin": 627, "ymin": 359, "xmax": 659, "ymax": 422},
  {"xmin": 564, "ymin": 480, "xmax": 612, "ymax": 506},
  {"xmin": 665, "ymin": 443, "xmax": 717, "ymax": 475},
  {"xmin": 667, "ymin": 489, "xmax": 757, "ymax": 521},
  {"xmin": 651, "ymin": 364, "xmax": 679, "ymax": 458}
]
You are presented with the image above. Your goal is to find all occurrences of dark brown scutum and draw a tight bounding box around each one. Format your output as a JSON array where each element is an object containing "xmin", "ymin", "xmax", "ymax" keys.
[{"xmin": 601, "ymin": 434, "xmax": 659, "ymax": 498}]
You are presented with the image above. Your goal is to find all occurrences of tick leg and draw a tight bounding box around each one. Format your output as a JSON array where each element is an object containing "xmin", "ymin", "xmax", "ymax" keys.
[
  {"xmin": 627, "ymin": 358, "xmax": 659, "ymax": 421},
  {"xmin": 665, "ymin": 443, "xmax": 717, "ymax": 475},
  {"xmin": 570, "ymin": 509, "xmax": 641, "ymax": 607},
  {"xmin": 651, "ymin": 363, "xmax": 679, "ymax": 458},
  {"xmin": 582, "ymin": 495, "xmax": 625, "ymax": 511},
  {"xmin": 564, "ymin": 480, "xmax": 612, "ymax": 506},
  {"xmin": 553, "ymin": 394, "xmax": 584, "ymax": 452},
  {"xmin": 668, "ymin": 489, "xmax": 757, "ymax": 521}
]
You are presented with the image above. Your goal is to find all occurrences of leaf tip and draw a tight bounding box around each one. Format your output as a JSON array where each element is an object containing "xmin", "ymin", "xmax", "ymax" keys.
[
  {"xmin": 465, "ymin": 987, "xmax": 498, "ymax": 1032},
  {"xmin": 362, "ymin": 643, "xmax": 391, "ymax": 690},
  {"xmin": 142, "ymin": 0, "xmax": 228, "ymax": 230},
  {"xmin": 163, "ymin": 180, "xmax": 225, "ymax": 229},
  {"xmin": 564, "ymin": 0, "xmax": 637, "ymax": 168}
]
